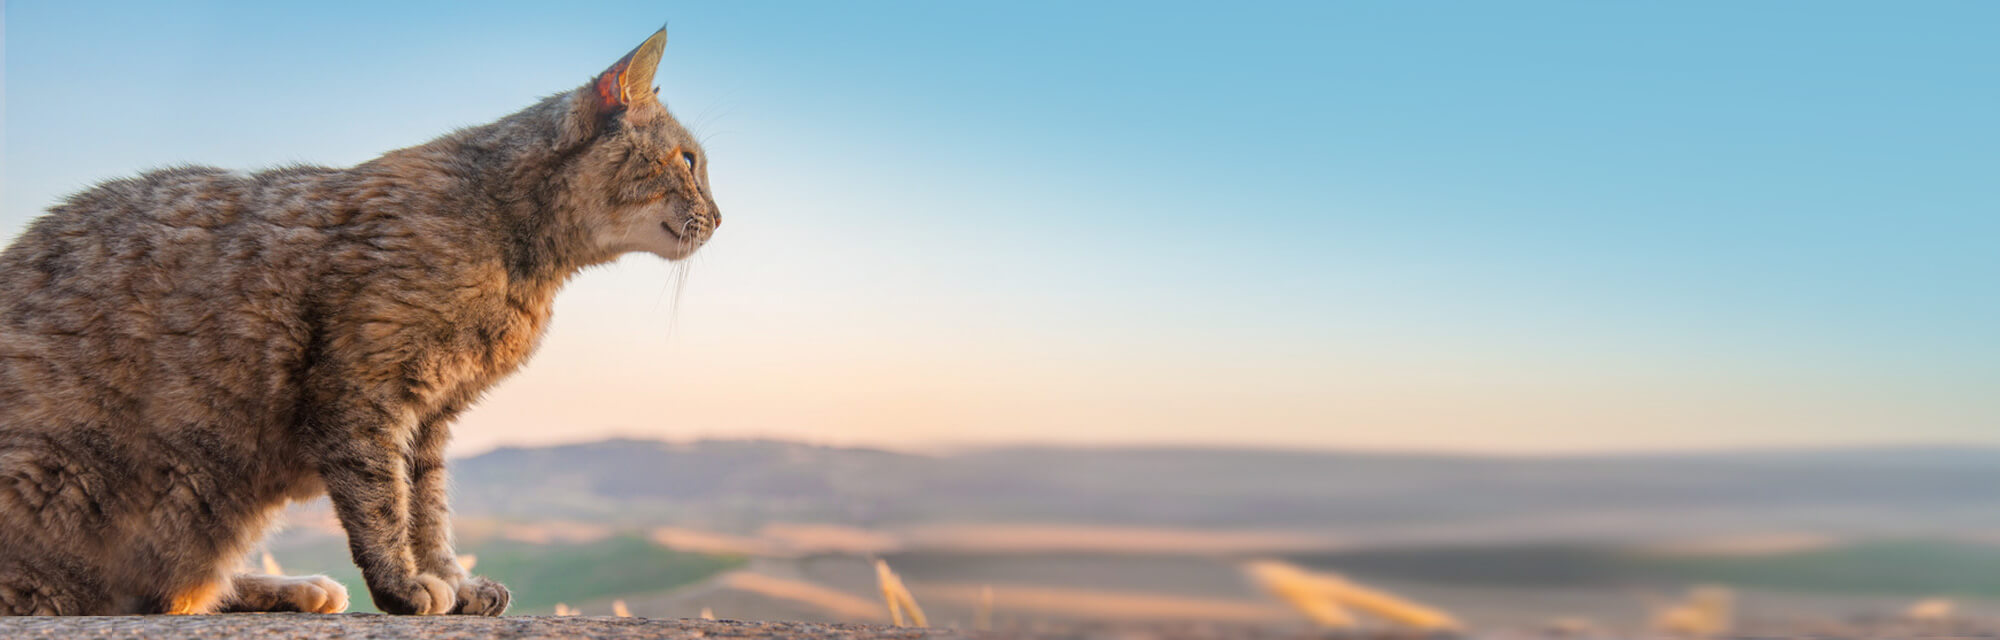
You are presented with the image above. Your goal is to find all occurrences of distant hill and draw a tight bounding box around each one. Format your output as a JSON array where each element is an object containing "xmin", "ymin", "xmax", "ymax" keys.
[{"xmin": 451, "ymin": 439, "xmax": 2000, "ymax": 544}]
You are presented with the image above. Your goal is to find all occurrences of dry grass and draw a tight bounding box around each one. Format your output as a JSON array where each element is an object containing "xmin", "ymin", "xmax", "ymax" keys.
[
  {"xmin": 1258, "ymin": 574, "xmax": 1357, "ymax": 629},
  {"xmin": 1243, "ymin": 560, "xmax": 1461, "ymax": 632},
  {"xmin": 1905, "ymin": 597, "xmax": 1955, "ymax": 623},
  {"xmin": 973, "ymin": 585, "xmax": 994, "ymax": 631},
  {"xmin": 875, "ymin": 559, "xmax": 928, "ymax": 627},
  {"xmin": 1649, "ymin": 585, "xmax": 1732, "ymax": 637},
  {"xmin": 715, "ymin": 571, "xmax": 886, "ymax": 621}
]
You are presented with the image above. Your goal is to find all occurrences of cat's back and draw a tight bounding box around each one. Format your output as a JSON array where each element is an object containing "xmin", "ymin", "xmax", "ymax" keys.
[
  {"xmin": 0, "ymin": 164, "xmax": 349, "ymax": 288},
  {"xmin": 0, "ymin": 164, "xmax": 349, "ymax": 430}
]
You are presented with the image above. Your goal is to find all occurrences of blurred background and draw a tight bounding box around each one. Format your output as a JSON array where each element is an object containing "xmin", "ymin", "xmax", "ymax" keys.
[{"xmin": 4, "ymin": 1, "xmax": 1997, "ymax": 634}]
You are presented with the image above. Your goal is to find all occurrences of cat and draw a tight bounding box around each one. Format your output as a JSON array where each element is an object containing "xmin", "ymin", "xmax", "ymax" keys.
[{"xmin": 0, "ymin": 26, "xmax": 717, "ymax": 615}]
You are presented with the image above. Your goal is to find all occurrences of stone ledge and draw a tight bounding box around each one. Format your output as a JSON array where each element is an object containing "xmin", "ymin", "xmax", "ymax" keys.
[
  {"xmin": 2, "ymin": 614, "xmax": 1940, "ymax": 639},
  {"xmin": 0, "ymin": 616, "xmax": 1392, "ymax": 640},
  {"xmin": 0, "ymin": 615, "xmax": 969, "ymax": 640},
  {"xmin": 0, "ymin": 614, "xmax": 1386, "ymax": 640}
]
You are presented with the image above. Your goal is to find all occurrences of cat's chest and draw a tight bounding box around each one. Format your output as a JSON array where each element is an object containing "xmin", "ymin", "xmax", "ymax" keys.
[
  {"xmin": 479, "ymin": 297, "xmax": 553, "ymax": 375},
  {"xmin": 407, "ymin": 284, "xmax": 556, "ymax": 409}
]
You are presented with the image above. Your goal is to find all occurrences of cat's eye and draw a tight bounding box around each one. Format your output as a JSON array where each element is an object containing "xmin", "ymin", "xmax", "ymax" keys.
[{"xmin": 680, "ymin": 151, "xmax": 698, "ymax": 173}]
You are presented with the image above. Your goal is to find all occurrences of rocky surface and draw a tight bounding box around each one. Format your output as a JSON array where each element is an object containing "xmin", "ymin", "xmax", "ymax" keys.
[
  {"xmin": 6, "ymin": 614, "xmax": 1991, "ymax": 639},
  {"xmin": 0, "ymin": 615, "xmax": 970, "ymax": 640},
  {"xmin": 0, "ymin": 615, "xmax": 1366, "ymax": 640}
]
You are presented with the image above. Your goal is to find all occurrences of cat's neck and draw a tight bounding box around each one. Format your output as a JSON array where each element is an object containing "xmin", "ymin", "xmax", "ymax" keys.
[{"xmin": 373, "ymin": 95, "xmax": 601, "ymax": 295}]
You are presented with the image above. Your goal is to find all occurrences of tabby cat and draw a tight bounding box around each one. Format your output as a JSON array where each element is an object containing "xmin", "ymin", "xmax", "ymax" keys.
[{"xmin": 0, "ymin": 27, "xmax": 718, "ymax": 615}]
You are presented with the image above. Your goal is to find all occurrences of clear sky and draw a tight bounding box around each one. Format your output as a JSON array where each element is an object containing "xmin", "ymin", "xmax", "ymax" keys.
[{"xmin": 4, "ymin": 2, "xmax": 1995, "ymax": 455}]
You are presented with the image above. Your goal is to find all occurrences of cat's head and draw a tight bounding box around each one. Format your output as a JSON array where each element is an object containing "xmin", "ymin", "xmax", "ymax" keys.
[{"xmin": 549, "ymin": 28, "xmax": 718, "ymax": 263}]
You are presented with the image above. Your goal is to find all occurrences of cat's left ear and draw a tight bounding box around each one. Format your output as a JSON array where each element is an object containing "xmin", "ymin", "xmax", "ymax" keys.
[{"xmin": 592, "ymin": 28, "xmax": 667, "ymax": 113}]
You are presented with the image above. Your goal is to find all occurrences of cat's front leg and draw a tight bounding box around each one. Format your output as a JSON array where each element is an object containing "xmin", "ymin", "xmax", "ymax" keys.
[
  {"xmin": 310, "ymin": 396, "xmax": 456, "ymax": 615},
  {"xmin": 408, "ymin": 404, "xmax": 509, "ymax": 616}
]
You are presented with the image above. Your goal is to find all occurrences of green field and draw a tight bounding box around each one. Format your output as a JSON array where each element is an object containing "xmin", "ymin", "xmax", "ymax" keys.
[{"xmin": 1643, "ymin": 540, "xmax": 2000, "ymax": 597}]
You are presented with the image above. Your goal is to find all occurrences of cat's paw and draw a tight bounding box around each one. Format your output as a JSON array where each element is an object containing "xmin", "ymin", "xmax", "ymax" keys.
[
  {"xmin": 220, "ymin": 574, "xmax": 350, "ymax": 614},
  {"xmin": 285, "ymin": 575, "xmax": 350, "ymax": 614},
  {"xmin": 369, "ymin": 573, "xmax": 455, "ymax": 615},
  {"xmin": 449, "ymin": 575, "xmax": 510, "ymax": 616}
]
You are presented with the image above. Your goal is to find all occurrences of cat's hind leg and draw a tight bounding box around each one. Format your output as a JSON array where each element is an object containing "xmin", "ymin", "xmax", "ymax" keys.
[
  {"xmin": 0, "ymin": 552, "xmax": 109, "ymax": 615},
  {"xmin": 218, "ymin": 574, "xmax": 349, "ymax": 613},
  {"xmin": 0, "ymin": 566, "xmax": 94, "ymax": 616}
]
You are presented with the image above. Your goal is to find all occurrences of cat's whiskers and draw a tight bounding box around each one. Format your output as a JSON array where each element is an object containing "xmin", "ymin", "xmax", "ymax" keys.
[
  {"xmin": 687, "ymin": 91, "xmax": 742, "ymax": 133},
  {"xmin": 697, "ymin": 130, "xmax": 737, "ymax": 147},
  {"xmin": 664, "ymin": 254, "xmax": 695, "ymax": 342},
  {"xmin": 687, "ymin": 100, "xmax": 737, "ymax": 152},
  {"xmin": 689, "ymin": 107, "xmax": 725, "ymax": 134}
]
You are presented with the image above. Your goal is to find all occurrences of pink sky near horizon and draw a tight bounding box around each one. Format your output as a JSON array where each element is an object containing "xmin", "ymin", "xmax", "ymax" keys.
[{"xmin": 443, "ymin": 249, "xmax": 1984, "ymax": 458}]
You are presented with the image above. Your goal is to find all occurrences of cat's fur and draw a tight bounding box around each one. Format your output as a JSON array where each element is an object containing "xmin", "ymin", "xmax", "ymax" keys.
[{"xmin": 0, "ymin": 28, "xmax": 717, "ymax": 615}]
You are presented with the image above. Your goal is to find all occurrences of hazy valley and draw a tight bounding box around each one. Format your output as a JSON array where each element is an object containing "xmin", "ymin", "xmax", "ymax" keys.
[{"xmin": 251, "ymin": 438, "xmax": 2000, "ymax": 631}]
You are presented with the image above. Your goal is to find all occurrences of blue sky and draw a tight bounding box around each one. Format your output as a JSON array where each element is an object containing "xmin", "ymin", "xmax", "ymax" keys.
[{"xmin": 4, "ymin": 2, "xmax": 1995, "ymax": 453}]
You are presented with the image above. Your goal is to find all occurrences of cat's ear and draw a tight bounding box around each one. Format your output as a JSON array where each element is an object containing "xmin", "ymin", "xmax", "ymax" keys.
[
  {"xmin": 559, "ymin": 28, "xmax": 667, "ymax": 148},
  {"xmin": 591, "ymin": 28, "xmax": 668, "ymax": 114}
]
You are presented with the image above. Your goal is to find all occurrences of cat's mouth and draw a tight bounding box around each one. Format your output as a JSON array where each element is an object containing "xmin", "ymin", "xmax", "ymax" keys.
[{"xmin": 661, "ymin": 217, "xmax": 714, "ymax": 244}]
